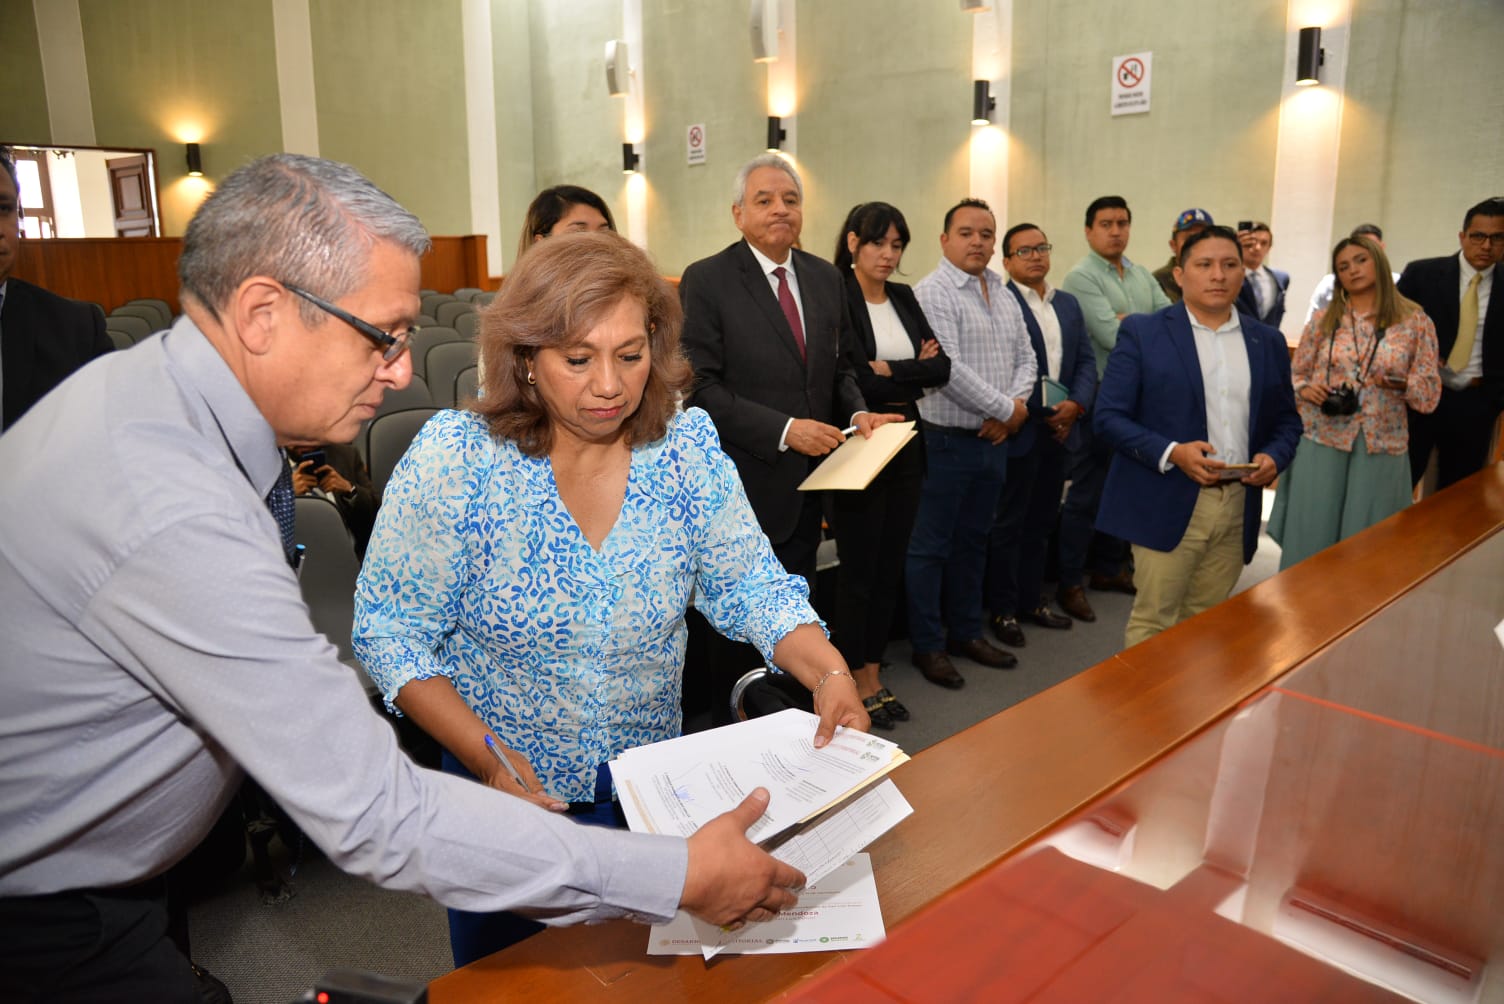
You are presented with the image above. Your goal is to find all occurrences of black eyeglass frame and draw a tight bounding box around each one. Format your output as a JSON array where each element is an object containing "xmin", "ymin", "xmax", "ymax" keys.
[
  {"xmin": 283, "ymin": 283, "xmax": 415, "ymax": 362},
  {"xmin": 1006, "ymin": 243, "xmax": 1054, "ymax": 259}
]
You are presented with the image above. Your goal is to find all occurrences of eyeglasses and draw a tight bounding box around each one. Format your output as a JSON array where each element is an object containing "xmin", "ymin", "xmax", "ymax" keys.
[
  {"xmin": 1463, "ymin": 230, "xmax": 1504, "ymax": 248},
  {"xmin": 1007, "ymin": 243, "xmax": 1052, "ymax": 259},
  {"xmin": 284, "ymin": 284, "xmax": 415, "ymax": 363}
]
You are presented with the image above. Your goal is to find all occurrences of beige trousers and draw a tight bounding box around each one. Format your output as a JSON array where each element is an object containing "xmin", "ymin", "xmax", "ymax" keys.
[{"xmin": 1124, "ymin": 483, "xmax": 1246, "ymax": 648}]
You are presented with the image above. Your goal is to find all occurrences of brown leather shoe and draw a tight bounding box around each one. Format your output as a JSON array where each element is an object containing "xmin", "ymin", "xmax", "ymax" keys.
[
  {"xmin": 1056, "ymin": 585, "xmax": 1097, "ymax": 622},
  {"xmin": 1089, "ymin": 570, "xmax": 1137, "ymax": 595},
  {"xmin": 912, "ymin": 651, "xmax": 965, "ymax": 689},
  {"xmin": 946, "ymin": 636, "xmax": 1018, "ymax": 669}
]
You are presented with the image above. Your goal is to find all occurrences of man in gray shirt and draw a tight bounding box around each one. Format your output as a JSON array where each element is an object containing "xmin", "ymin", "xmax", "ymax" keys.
[{"xmin": 0, "ymin": 154, "xmax": 802, "ymax": 1001}]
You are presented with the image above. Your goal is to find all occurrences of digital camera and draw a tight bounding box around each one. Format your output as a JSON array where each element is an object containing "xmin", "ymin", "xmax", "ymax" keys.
[{"xmin": 1321, "ymin": 384, "xmax": 1360, "ymax": 417}]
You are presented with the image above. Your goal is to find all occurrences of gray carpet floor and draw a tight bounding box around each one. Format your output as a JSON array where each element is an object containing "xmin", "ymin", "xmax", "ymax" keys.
[{"xmin": 191, "ymin": 505, "xmax": 1283, "ymax": 1002}]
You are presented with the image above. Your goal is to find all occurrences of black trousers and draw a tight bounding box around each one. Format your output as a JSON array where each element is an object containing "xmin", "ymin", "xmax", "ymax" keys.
[
  {"xmin": 829, "ymin": 438, "xmax": 924, "ymax": 667},
  {"xmin": 1408, "ymin": 384, "xmax": 1500, "ymax": 490},
  {"xmin": 0, "ymin": 880, "xmax": 198, "ymax": 1003},
  {"xmin": 986, "ymin": 433, "xmax": 1068, "ymax": 616},
  {"xmin": 705, "ymin": 492, "xmax": 825, "ymax": 726}
]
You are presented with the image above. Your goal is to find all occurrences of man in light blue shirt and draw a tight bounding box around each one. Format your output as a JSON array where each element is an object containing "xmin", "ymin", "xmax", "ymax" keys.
[
  {"xmin": 1055, "ymin": 196, "xmax": 1172, "ymax": 621},
  {"xmin": 908, "ymin": 199, "xmax": 1035, "ymax": 689},
  {"xmin": 0, "ymin": 154, "xmax": 803, "ymax": 1000}
]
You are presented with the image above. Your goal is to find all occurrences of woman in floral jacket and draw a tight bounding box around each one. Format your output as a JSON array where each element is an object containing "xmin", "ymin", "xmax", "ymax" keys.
[{"xmin": 1269, "ymin": 235, "xmax": 1440, "ymax": 568}]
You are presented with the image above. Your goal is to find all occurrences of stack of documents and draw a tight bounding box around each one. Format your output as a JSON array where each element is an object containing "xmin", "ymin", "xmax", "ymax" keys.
[{"xmin": 610, "ymin": 709, "xmax": 913, "ymax": 958}]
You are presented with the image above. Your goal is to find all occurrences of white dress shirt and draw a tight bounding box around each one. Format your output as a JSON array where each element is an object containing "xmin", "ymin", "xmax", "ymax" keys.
[
  {"xmin": 1014, "ymin": 281, "xmax": 1063, "ymax": 379},
  {"xmin": 1159, "ymin": 309, "xmax": 1251, "ymax": 473}
]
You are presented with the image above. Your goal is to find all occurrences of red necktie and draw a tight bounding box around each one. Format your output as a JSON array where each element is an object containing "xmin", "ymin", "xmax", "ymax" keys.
[{"xmin": 772, "ymin": 266, "xmax": 806, "ymax": 360}]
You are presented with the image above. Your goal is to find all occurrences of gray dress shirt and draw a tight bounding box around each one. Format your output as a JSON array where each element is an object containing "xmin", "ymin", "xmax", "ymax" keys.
[
  {"xmin": 913, "ymin": 257, "xmax": 1036, "ymax": 426},
  {"xmin": 0, "ymin": 318, "xmax": 683, "ymax": 926}
]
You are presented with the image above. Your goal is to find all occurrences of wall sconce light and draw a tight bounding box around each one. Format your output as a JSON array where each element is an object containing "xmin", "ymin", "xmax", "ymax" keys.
[
  {"xmin": 622, "ymin": 142, "xmax": 640, "ymax": 175},
  {"xmin": 186, "ymin": 143, "xmax": 203, "ymax": 177},
  {"xmin": 960, "ymin": 0, "xmax": 990, "ymax": 11},
  {"xmin": 605, "ymin": 40, "xmax": 630, "ymax": 97},
  {"xmin": 766, "ymin": 116, "xmax": 787, "ymax": 152},
  {"xmin": 1296, "ymin": 27, "xmax": 1324, "ymax": 86},
  {"xmin": 750, "ymin": 0, "xmax": 778, "ymax": 63},
  {"xmin": 972, "ymin": 81, "xmax": 996, "ymax": 125}
]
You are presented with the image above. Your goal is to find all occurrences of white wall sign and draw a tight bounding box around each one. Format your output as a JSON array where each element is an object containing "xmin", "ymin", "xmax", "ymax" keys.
[
  {"xmin": 687, "ymin": 123, "xmax": 706, "ymax": 166},
  {"xmin": 1111, "ymin": 51, "xmax": 1151, "ymax": 116}
]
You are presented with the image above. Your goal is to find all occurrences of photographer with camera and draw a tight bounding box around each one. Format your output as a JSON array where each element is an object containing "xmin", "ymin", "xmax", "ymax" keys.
[{"xmin": 1269, "ymin": 235, "xmax": 1441, "ymax": 570}]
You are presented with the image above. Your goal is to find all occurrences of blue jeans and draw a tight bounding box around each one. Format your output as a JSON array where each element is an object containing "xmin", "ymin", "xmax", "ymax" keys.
[
  {"xmin": 441, "ymin": 752, "xmax": 623, "ymax": 967},
  {"xmin": 904, "ymin": 427, "xmax": 1009, "ymax": 653}
]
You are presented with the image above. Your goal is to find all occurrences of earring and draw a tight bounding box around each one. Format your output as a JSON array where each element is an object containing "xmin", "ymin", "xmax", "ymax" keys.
[{"xmin": 526, "ymin": 371, "xmax": 536, "ymax": 386}]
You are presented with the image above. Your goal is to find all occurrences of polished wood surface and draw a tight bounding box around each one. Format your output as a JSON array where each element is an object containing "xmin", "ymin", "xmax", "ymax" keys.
[
  {"xmin": 786, "ymin": 850, "xmax": 1405, "ymax": 1003},
  {"xmin": 13, "ymin": 235, "xmax": 494, "ymax": 313},
  {"xmin": 431, "ymin": 464, "xmax": 1504, "ymax": 1003}
]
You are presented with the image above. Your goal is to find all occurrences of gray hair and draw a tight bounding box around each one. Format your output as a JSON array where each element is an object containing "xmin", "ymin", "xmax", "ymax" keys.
[
  {"xmin": 178, "ymin": 153, "xmax": 430, "ymax": 324},
  {"xmin": 732, "ymin": 153, "xmax": 802, "ymax": 207}
]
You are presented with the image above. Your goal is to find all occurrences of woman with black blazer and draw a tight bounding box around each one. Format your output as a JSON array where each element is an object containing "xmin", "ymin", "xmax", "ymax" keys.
[{"xmin": 829, "ymin": 202, "xmax": 951, "ymax": 729}]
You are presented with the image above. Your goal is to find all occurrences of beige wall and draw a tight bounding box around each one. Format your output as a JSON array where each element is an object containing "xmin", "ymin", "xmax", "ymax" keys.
[
  {"xmin": 1008, "ymin": 0, "xmax": 1286, "ymax": 278},
  {"xmin": 309, "ymin": 0, "xmax": 471, "ymax": 236},
  {"xmin": 641, "ymin": 0, "xmax": 767, "ymax": 274},
  {"xmin": 796, "ymin": 0, "xmax": 972, "ymax": 278},
  {"xmin": 5, "ymin": 0, "xmax": 1502, "ymax": 276},
  {"xmin": 1332, "ymin": 0, "xmax": 1504, "ymax": 270},
  {"xmin": 0, "ymin": 0, "xmax": 51, "ymax": 142},
  {"xmin": 78, "ymin": 0, "xmax": 284, "ymax": 235}
]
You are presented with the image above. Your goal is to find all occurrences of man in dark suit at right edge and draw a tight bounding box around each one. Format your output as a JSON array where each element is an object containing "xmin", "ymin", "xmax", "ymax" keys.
[
  {"xmin": 0, "ymin": 147, "xmax": 113, "ymax": 431},
  {"xmin": 1398, "ymin": 197, "xmax": 1504, "ymax": 490}
]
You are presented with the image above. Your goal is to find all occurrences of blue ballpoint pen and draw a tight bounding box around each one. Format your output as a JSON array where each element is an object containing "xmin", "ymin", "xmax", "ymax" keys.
[{"xmin": 484, "ymin": 734, "xmax": 532, "ymax": 793}]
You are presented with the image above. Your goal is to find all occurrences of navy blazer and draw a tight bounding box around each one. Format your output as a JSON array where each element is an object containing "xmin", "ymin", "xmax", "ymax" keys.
[
  {"xmin": 1004, "ymin": 281, "xmax": 1097, "ymax": 456},
  {"xmin": 1093, "ymin": 303, "xmax": 1302, "ymax": 563},
  {"xmin": 1398, "ymin": 253, "xmax": 1504, "ymax": 409},
  {"xmin": 839, "ymin": 275, "xmax": 950, "ymax": 411},
  {"xmin": 680, "ymin": 240, "xmax": 868, "ymax": 543},
  {"xmin": 1234, "ymin": 266, "xmax": 1290, "ymax": 330},
  {"xmin": 1, "ymin": 278, "xmax": 113, "ymax": 431}
]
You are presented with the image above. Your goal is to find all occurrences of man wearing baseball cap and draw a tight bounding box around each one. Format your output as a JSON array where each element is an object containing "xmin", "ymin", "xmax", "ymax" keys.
[{"xmin": 1153, "ymin": 208, "xmax": 1215, "ymax": 303}]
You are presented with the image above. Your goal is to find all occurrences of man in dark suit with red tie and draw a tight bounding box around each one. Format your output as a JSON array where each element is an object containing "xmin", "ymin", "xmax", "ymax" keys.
[
  {"xmin": 0, "ymin": 148, "xmax": 113, "ymax": 431},
  {"xmin": 1398, "ymin": 197, "xmax": 1504, "ymax": 490},
  {"xmin": 680, "ymin": 154, "xmax": 888, "ymax": 587}
]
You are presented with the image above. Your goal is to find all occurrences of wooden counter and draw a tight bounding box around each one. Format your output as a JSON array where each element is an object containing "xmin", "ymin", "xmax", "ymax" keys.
[{"xmin": 431, "ymin": 463, "xmax": 1504, "ymax": 1003}]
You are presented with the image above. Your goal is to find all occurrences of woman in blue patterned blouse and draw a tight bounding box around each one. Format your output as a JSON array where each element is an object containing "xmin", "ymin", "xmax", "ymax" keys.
[{"xmin": 353, "ymin": 230, "xmax": 867, "ymax": 965}]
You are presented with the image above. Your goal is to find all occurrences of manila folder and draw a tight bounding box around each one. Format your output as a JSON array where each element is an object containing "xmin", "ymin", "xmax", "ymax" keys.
[{"xmin": 797, "ymin": 422, "xmax": 916, "ymax": 492}]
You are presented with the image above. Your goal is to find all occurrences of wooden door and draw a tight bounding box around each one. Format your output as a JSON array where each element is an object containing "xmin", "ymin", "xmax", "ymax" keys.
[{"xmin": 107, "ymin": 155, "xmax": 155, "ymax": 237}]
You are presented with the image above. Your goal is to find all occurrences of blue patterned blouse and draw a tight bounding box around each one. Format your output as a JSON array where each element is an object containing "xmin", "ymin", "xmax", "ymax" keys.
[{"xmin": 353, "ymin": 406, "xmax": 819, "ymax": 802}]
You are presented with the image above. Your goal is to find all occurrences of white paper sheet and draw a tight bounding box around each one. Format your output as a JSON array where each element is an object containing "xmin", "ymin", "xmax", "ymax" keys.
[
  {"xmin": 648, "ymin": 854, "xmax": 886, "ymax": 956},
  {"xmin": 611, "ymin": 709, "xmax": 907, "ymax": 843}
]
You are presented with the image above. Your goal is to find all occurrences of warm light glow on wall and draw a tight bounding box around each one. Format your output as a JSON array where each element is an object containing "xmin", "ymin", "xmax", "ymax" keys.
[
  {"xmin": 768, "ymin": 83, "xmax": 796, "ymax": 119},
  {"xmin": 624, "ymin": 171, "xmax": 647, "ymax": 248},
  {"xmin": 1281, "ymin": 79, "xmax": 1340, "ymax": 121},
  {"xmin": 1288, "ymin": 0, "xmax": 1339, "ymax": 28},
  {"xmin": 167, "ymin": 119, "xmax": 207, "ymax": 145}
]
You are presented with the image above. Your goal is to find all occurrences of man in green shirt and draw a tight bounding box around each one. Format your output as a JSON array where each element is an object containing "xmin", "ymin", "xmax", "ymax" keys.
[{"xmin": 1055, "ymin": 197, "xmax": 1172, "ymax": 619}]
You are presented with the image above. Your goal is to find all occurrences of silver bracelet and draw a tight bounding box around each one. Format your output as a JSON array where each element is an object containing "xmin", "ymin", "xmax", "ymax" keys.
[{"xmin": 813, "ymin": 670, "xmax": 853, "ymax": 701}]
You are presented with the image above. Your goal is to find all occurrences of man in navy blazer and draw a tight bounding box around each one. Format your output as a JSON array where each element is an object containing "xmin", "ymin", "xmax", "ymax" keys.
[
  {"xmin": 0, "ymin": 151, "xmax": 112, "ymax": 431},
  {"xmin": 1233, "ymin": 221, "xmax": 1289, "ymax": 330},
  {"xmin": 985, "ymin": 224, "xmax": 1097, "ymax": 646},
  {"xmin": 1095, "ymin": 227, "xmax": 1300, "ymax": 648},
  {"xmin": 1398, "ymin": 197, "xmax": 1504, "ymax": 490}
]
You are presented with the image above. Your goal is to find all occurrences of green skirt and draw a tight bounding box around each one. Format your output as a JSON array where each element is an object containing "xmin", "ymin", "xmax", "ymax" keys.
[{"xmin": 1268, "ymin": 430, "xmax": 1412, "ymax": 570}]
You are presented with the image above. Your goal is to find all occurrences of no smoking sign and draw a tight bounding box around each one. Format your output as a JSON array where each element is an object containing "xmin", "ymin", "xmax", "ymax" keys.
[{"xmin": 1111, "ymin": 51, "xmax": 1152, "ymax": 116}]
